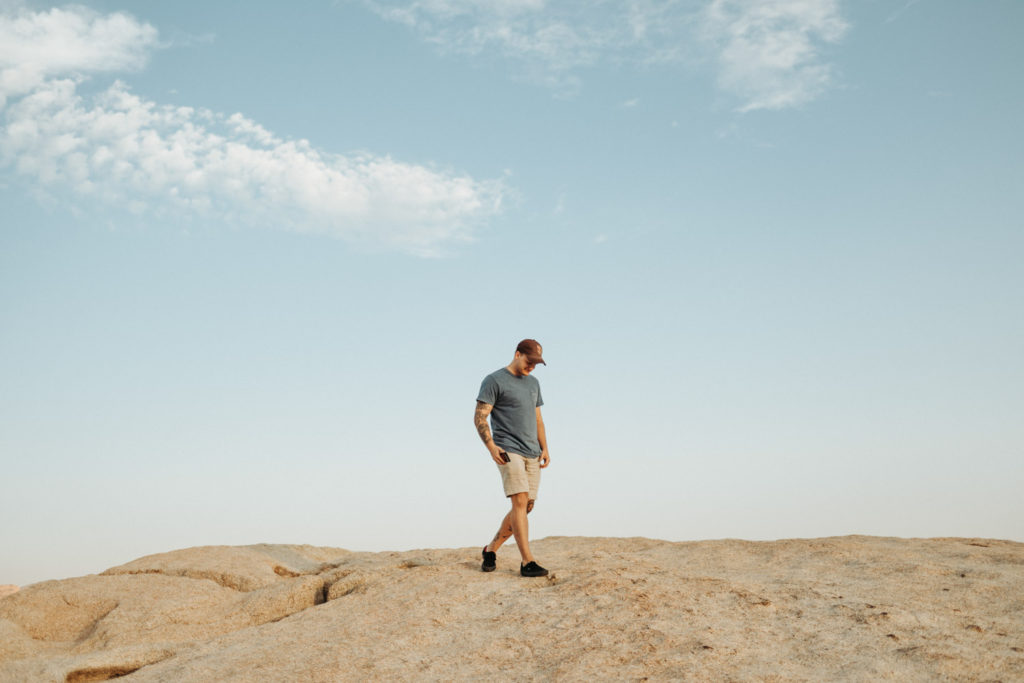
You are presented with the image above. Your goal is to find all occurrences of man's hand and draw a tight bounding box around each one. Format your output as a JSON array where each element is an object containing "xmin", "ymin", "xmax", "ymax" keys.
[
  {"xmin": 539, "ymin": 449, "xmax": 550, "ymax": 468},
  {"xmin": 489, "ymin": 444, "xmax": 508, "ymax": 466}
]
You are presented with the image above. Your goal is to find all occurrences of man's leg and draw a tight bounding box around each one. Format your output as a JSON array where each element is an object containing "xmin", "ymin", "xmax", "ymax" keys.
[
  {"xmin": 508, "ymin": 492, "xmax": 534, "ymax": 564},
  {"xmin": 486, "ymin": 511, "xmax": 512, "ymax": 554},
  {"xmin": 488, "ymin": 452, "xmax": 536, "ymax": 555},
  {"xmin": 486, "ymin": 499, "xmax": 534, "ymax": 553}
]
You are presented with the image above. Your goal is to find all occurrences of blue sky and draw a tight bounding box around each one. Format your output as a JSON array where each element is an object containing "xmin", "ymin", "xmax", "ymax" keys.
[{"xmin": 1, "ymin": 0, "xmax": 1022, "ymax": 586}]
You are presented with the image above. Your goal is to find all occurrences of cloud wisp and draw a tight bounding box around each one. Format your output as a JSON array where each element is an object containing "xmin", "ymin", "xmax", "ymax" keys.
[
  {"xmin": 359, "ymin": 0, "xmax": 849, "ymax": 111},
  {"xmin": 0, "ymin": 5, "xmax": 502, "ymax": 255},
  {"xmin": 703, "ymin": 0, "xmax": 849, "ymax": 112},
  {"xmin": 361, "ymin": 0, "xmax": 699, "ymax": 95}
]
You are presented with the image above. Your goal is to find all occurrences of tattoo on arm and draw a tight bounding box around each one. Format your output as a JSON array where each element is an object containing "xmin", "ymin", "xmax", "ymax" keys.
[{"xmin": 474, "ymin": 402, "xmax": 493, "ymax": 445}]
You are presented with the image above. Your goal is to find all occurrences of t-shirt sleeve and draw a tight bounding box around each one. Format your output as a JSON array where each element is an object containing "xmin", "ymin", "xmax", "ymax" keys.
[
  {"xmin": 536, "ymin": 383, "xmax": 544, "ymax": 407},
  {"xmin": 477, "ymin": 375, "xmax": 498, "ymax": 405}
]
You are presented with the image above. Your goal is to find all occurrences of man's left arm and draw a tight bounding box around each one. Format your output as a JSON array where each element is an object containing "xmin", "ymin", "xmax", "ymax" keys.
[{"xmin": 536, "ymin": 406, "xmax": 550, "ymax": 468}]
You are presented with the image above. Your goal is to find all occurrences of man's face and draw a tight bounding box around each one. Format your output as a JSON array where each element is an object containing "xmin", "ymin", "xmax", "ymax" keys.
[{"xmin": 515, "ymin": 349, "xmax": 541, "ymax": 376}]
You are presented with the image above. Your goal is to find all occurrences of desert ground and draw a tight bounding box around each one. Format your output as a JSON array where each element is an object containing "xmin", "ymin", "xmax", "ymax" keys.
[{"xmin": 1, "ymin": 536, "xmax": 1022, "ymax": 681}]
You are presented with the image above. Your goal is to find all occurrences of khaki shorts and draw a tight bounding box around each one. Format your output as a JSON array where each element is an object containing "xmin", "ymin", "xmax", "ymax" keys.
[{"xmin": 496, "ymin": 451, "xmax": 540, "ymax": 500}]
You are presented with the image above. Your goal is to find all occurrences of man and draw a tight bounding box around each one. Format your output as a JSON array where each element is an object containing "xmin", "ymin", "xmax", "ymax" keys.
[{"xmin": 474, "ymin": 339, "xmax": 551, "ymax": 577}]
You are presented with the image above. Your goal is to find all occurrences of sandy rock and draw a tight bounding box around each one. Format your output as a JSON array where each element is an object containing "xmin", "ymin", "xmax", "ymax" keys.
[
  {"xmin": 0, "ymin": 586, "xmax": 17, "ymax": 600},
  {"xmin": 102, "ymin": 544, "xmax": 348, "ymax": 592},
  {"xmin": 2, "ymin": 537, "xmax": 1022, "ymax": 681},
  {"xmin": 0, "ymin": 572, "xmax": 326, "ymax": 651},
  {"xmin": 0, "ymin": 570, "xmax": 325, "ymax": 683},
  {"xmin": 0, "ymin": 618, "xmax": 60, "ymax": 663},
  {"xmin": 0, "ymin": 577, "xmax": 120, "ymax": 642},
  {"xmin": 0, "ymin": 644, "xmax": 175, "ymax": 683}
]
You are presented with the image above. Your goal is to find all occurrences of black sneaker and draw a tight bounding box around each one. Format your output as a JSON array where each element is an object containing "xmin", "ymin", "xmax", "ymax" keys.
[
  {"xmin": 481, "ymin": 546, "xmax": 496, "ymax": 572},
  {"xmin": 520, "ymin": 561, "xmax": 548, "ymax": 577}
]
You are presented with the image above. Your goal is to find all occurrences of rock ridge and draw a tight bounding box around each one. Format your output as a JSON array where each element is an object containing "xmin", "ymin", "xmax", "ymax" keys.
[{"xmin": 1, "ymin": 536, "xmax": 1021, "ymax": 681}]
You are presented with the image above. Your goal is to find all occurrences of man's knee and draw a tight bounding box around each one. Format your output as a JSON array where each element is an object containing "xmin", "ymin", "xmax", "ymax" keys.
[{"xmin": 510, "ymin": 492, "xmax": 530, "ymax": 509}]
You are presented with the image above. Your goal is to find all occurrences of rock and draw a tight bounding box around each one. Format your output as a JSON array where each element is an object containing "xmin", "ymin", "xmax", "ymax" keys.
[
  {"xmin": 0, "ymin": 618, "xmax": 58, "ymax": 663},
  {"xmin": 0, "ymin": 572, "xmax": 325, "ymax": 652},
  {"xmin": 0, "ymin": 644, "xmax": 175, "ymax": 683},
  {"xmin": 101, "ymin": 544, "xmax": 349, "ymax": 592},
  {"xmin": 1, "ymin": 537, "xmax": 1022, "ymax": 681},
  {"xmin": 0, "ymin": 586, "xmax": 17, "ymax": 600}
]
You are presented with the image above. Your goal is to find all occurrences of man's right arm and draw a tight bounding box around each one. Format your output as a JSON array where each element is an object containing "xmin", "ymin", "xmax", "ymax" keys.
[{"xmin": 474, "ymin": 401, "xmax": 506, "ymax": 465}]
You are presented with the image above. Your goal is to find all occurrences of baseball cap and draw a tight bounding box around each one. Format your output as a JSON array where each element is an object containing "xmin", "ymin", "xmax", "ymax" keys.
[{"xmin": 516, "ymin": 339, "xmax": 546, "ymax": 365}]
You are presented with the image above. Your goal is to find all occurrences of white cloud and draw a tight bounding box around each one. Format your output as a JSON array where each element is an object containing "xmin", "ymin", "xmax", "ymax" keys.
[
  {"xmin": 702, "ymin": 0, "xmax": 848, "ymax": 112},
  {"xmin": 0, "ymin": 5, "xmax": 502, "ymax": 255},
  {"xmin": 0, "ymin": 4, "xmax": 157, "ymax": 106},
  {"xmin": 360, "ymin": 0, "xmax": 849, "ymax": 111}
]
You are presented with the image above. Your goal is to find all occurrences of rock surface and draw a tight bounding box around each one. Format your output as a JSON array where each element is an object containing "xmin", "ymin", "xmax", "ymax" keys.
[
  {"xmin": 1, "ymin": 536, "xmax": 1022, "ymax": 681},
  {"xmin": 0, "ymin": 587, "xmax": 16, "ymax": 600}
]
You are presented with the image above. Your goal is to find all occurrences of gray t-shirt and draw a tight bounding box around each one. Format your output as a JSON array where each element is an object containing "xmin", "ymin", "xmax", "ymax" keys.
[{"xmin": 477, "ymin": 368, "xmax": 544, "ymax": 458}]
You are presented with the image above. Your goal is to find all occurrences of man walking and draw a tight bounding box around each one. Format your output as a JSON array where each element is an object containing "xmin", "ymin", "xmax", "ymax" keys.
[{"xmin": 474, "ymin": 339, "xmax": 550, "ymax": 577}]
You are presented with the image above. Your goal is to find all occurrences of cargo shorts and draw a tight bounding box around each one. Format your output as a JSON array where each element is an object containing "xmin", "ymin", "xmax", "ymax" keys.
[{"xmin": 496, "ymin": 451, "xmax": 540, "ymax": 500}]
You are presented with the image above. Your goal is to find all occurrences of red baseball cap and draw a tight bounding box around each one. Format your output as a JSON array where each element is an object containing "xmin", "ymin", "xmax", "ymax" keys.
[{"xmin": 516, "ymin": 339, "xmax": 546, "ymax": 365}]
